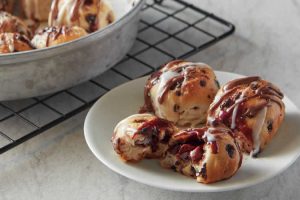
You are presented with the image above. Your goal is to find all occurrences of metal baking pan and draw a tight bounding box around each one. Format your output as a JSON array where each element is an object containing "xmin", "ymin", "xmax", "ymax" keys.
[{"xmin": 0, "ymin": 0, "xmax": 144, "ymax": 101}]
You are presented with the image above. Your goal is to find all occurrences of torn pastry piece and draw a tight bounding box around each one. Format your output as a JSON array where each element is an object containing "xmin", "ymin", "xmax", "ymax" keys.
[
  {"xmin": 0, "ymin": 32, "xmax": 33, "ymax": 53},
  {"xmin": 21, "ymin": 0, "xmax": 52, "ymax": 22},
  {"xmin": 0, "ymin": 11, "xmax": 33, "ymax": 38},
  {"xmin": 112, "ymin": 113, "xmax": 178, "ymax": 162},
  {"xmin": 31, "ymin": 25, "xmax": 87, "ymax": 48},
  {"xmin": 160, "ymin": 126, "xmax": 242, "ymax": 184},
  {"xmin": 0, "ymin": 0, "xmax": 14, "ymax": 13},
  {"xmin": 141, "ymin": 60, "xmax": 220, "ymax": 127},
  {"xmin": 207, "ymin": 76, "xmax": 285, "ymax": 156},
  {"xmin": 49, "ymin": 0, "xmax": 115, "ymax": 33}
]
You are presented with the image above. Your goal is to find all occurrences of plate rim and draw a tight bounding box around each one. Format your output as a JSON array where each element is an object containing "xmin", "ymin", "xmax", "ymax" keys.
[{"xmin": 84, "ymin": 71, "xmax": 300, "ymax": 192}]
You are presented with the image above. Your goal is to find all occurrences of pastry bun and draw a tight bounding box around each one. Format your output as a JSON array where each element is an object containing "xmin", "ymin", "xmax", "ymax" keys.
[
  {"xmin": 31, "ymin": 25, "xmax": 87, "ymax": 48},
  {"xmin": 49, "ymin": 0, "xmax": 115, "ymax": 33},
  {"xmin": 0, "ymin": 0, "xmax": 14, "ymax": 13},
  {"xmin": 160, "ymin": 126, "xmax": 242, "ymax": 183},
  {"xmin": 207, "ymin": 76, "xmax": 285, "ymax": 156},
  {"xmin": 0, "ymin": 11, "xmax": 33, "ymax": 38},
  {"xmin": 141, "ymin": 60, "xmax": 220, "ymax": 127},
  {"xmin": 0, "ymin": 32, "xmax": 33, "ymax": 53},
  {"xmin": 112, "ymin": 113, "xmax": 178, "ymax": 162},
  {"xmin": 21, "ymin": 0, "xmax": 52, "ymax": 22}
]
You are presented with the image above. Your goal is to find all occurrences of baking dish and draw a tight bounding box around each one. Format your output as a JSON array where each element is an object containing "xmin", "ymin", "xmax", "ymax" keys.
[{"xmin": 0, "ymin": 0, "xmax": 144, "ymax": 101}]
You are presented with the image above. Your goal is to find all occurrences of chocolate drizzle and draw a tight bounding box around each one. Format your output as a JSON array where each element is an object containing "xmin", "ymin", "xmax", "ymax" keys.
[
  {"xmin": 0, "ymin": 33, "xmax": 34, "ymax": 53},
  {"xmin": 140, "ymin": 60, "xmax": 212, "ymax": 113},
  {"xmin": 14, "ymin": 34, "xmax": 34, "ymax": 49},
  {"xmin": 208, "ymin": 76, "xmax": 285, "ymax": 153},
  {"xmin": 223, "ymin": 76, "xmax": 261, "ymax": 91},
  {"xmin": 37, "ymin": 26, "xmax": 71, "ymax": 47},
  {"xmin": 158, "ymin": 75, "xmax": 184, "ymax": 104},
  {"xmin": 50, "ymin": 0, "xmax": 60, "ymax": 24},
  {"xmin": 133, "ymin": 117, "xmax": 173, "ymax": 152},
  {"xmin": 71, "ymin": 0, "xmax": 84, "ymax": 22},
  {"xmin": 169, "ymin": 127, "xmax": 234, "ymax": 166}
]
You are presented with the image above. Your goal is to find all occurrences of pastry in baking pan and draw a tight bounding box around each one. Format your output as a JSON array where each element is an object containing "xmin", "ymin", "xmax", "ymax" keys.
[
  {"xmin": 207, "ymin": 76, "xmax": 285, "ymax": 156},
  {"xmin": 21, "ymin": 0, "xmax": 52, "ymax": 22},
  {"xmin": 48, "ymin": 0, "xmax": 115, "ymax": 33},
  {"xmin": 112, "ymin": 113, "xmax": 178, "ymax": 162},
  {"xmin": 160, "ymin": 126, "xmax": 242, "ymax": 184},
  {"xmin": 31, "ymin": 25, "xmax": 87, "ymax": 48},
  {"xmin": 141, "ymin": 60, "xmax": 220, "ymax": 127},
  {"xmin": 0, "ymin": 0, "xmax": 14, "ymax": 13},
  {"xmin": 0, "ymin": 11, "xmax": 33, "ymax": 38},
  {"xmin": 0, "ymin": 32, "xmax": 33, "ymax": 53}
]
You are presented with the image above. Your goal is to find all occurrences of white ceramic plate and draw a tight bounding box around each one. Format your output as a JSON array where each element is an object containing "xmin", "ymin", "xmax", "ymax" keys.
[{"xmin": 84, "ymin": 71, "xmax": 300, "ymax": 192}]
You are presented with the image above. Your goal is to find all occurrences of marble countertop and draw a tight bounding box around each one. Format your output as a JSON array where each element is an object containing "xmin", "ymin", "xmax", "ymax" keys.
[{"xmin": 1, "ymin": 0, "xmax": 300, "ymax": 199}]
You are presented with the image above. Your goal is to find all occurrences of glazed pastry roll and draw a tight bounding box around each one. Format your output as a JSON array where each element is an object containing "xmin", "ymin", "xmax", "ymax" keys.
[
  {"xmin": 31, "ymin": 25, "xmax": 87, "ymax": 48},
  {"xmin": 160, "ymin": 126, "xmax": 242, "ymax": 184},
  {"xmin": 0, "ymin": 32, "xmax": 33, "ymax": 53},
  {"xmin": 21, "ymin": 0, "xmax": 52, "ymax": 22},
  {"xmin": 112, "ymin": 114, "xmax": 178, "ymax": 162},
  {"xmin": 0, "ymin": 0, "xmax": 14, "ymax": 13},
  {"xmin": 49, "ymin": 0, "xmax": 115, "ymax": 33},
  {"xmin": 141, "ymin": 60, "xmax": 220, "ymax": 127},
  {"xmin": 207, "ymin": 76, "xmax": 285, "ymax": 156},
  {"xmin": 0, "ymin": 11, "xmax": 33, "ymax": 38}
]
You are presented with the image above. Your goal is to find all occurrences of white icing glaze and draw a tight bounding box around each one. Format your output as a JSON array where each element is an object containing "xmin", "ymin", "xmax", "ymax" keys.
[
  {"xmin": 251, "ymin": 107, "xmax": 267, "ymax": 156},
  {"xmin": 114, "ymin": 114, "xmax": 153, "ymax": 141},
  {"xmin": 154, "ymin": 70, "xmax": 179, "ymax": 117},
  {"xmin": 54, "ymin": 0, "xmax": 75, "ymax": 25},
  {"xmin": 7, "ymin": 36, "xmax": 14, "ymax": 52},
  {"xmin": 203, "ymin": 128, "xmax": 216, "ymax": 142}
]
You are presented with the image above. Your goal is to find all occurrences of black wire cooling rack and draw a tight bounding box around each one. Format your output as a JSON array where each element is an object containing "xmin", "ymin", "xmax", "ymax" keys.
[{"xmin": 0, "ymin": 0, "xmax": 235, "ymax": 153}]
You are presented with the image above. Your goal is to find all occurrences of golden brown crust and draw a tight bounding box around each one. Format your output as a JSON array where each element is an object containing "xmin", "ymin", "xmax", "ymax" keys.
[
  {"xmin": 141, "ymin": 60, "xmax": 220, "ymax": 126},
  {"xmin": 21, "ymin": 0, "xmax": 52, "ymax": 22},
  {"xmin": 48, "ymin": 0, "xmax": 115, "ymax": 33},
  {"xmin": 160, "ymin": 126, "xmax": 242, "ymax": 184},
  {"xmin": 0, "ymin": 32, "xmax": 33, "ymax": 53},
  {"xmin": 207, "ymin": 76, "xmax": 285, "ymax": 156},
  {"xmin": 0, "ymin": 11, "xmax": 33, "ymax": 38},
  {"xmin": 31, "ymin": 25, "xmax": 87, "ymax": 48},
  {"xmin": 0, "ymin": 0, "xmax": 14, "ymax": 13},
  {"xmin": 112, "ymin": 114, "xmax": 178, "ymax": 162}
]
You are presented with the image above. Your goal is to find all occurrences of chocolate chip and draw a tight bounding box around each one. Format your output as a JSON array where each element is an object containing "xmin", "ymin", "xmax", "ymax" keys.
[
  {"xmin": 161, "ymin": 130, "xmax": 171, "ymax": 143},
  {"xmin": 134, "ymin": 119, "xmax": 146, "ymax": 123},
  {"xmin": 200, "ymin": 80, "xmax": 206, "ymax": 87},
  {"xmin": 225, "ymin": 144, "xmax": 235, "ymax": 158},
  {"xmin": 190, "ymin": 166, "xmax": 196, "ymax": 175},
  {"xmin": 250, "ymin": 82, "xmax": 259, "ymax": 90},
  {"xmin": 85, "ymin": 14, "xmax": 96, "ymax": 25},
  {"xmin": 193, "ymin": 106, "xmax": 199, "ymax": 110},
  {"xmin": 175, "ymin": 91, "xmax": 181, "ymax": 96},
  {"xmin": 234, "ymin": 92, "xmax": 242, "ymax": 100},
  {"xmin": 220, "ymin": 98, "xmax": 233, "ymax": 109},
  {"xmin": 173, "ymin": 104, "xmax": 180, "ymax": 112},
  {"xmin": 176, "ymin": 68, "xmax": 183, "ymax": 73},
  {"xmin": 267, "ymin": 120, "xmax": 273, "ymax": 132},
  {"xmin": 84, "ymin": 0, "xmax": 93, "ymax": 5},
  {"xmin": 171, "ymin": 165, "xmax": 177, "ymax": 171},
  {"xmin": 211, "ymin": 119, "xmax": 219, "ymax": 127},
  {"xmin": 140, "ymin": 127, "xmax": 148, "ymax": 134},
  {"xmin": 199, "ymin": 163, "xmax": 207, "ymax": 179},
  {"xmin": 207, "ymin": 95, "xmax": 211, "ymax": 99}
]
